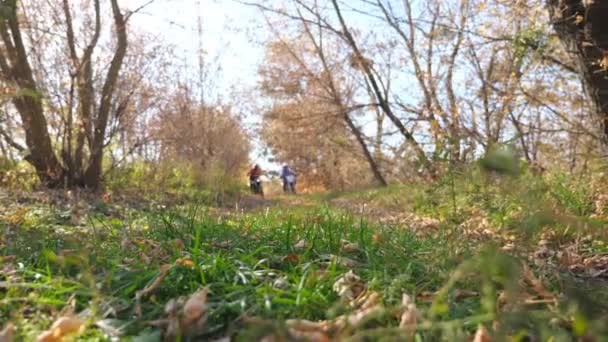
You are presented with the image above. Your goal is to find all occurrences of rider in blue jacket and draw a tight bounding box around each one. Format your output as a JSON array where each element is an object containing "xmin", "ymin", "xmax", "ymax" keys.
[{"xmin": 280, "ymin": 164, "xmax": 297, "ymax": 193}]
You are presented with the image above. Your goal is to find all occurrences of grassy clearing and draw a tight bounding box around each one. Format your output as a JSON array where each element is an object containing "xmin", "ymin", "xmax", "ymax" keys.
[{"xmin": 1, "ymin": 167, "xmax": 608, "ymax": 341}]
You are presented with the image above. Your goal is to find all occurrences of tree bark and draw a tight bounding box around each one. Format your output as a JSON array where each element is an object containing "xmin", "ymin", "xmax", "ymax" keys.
[
  {"xmin": 0, "ymin": 1, "xmax": 63, "ymax": 185},
  {"xmin": 547, "ymin": 0, "xmax": 608, "ymax": 144},
  {"xmin": 84, "ymin": 0, "xmax": 128, "ymax": 189}
]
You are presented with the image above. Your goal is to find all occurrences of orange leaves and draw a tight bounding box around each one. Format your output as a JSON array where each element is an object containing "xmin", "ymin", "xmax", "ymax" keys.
[
  {"xmin": 36, "ymin": 316, "xmax": 85, "ymax": 342},
  {"xmin": 175, "ymin": 256, "xmax": 194, "ymax": 268},
  {"xmin": 473, "ymin": 325, "xmax": 491, "ymax": 342}
]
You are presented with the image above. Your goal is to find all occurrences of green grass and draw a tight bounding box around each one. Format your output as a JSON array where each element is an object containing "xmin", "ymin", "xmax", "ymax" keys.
[{"xmin": 1, "ymin": 173, "xmax": 608, "ymax": 340}]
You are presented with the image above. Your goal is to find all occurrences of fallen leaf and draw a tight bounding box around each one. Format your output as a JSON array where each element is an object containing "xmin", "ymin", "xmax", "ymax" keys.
[
  {"xmin": 372, "ymin": 232, "xmax": 384, "ymax": 244},
  {"xmin": 37, "ymin": 316, "xmax": 85, "ymax": 342},
  {"xmin": 273, "ymin": 277, "xmax": 290, "ymax": 289},
  {"xmin": 400, "ymin": 294, "xmax": 418, "ymax": 340},
  {"xmin": 453, "ymin": 289, "xmax": 479, "ymax": 302},
  {"xmin": 135, "ymin": 265, "xmax": 173, "ymax": 317},
  {"xmin": 340, "ymin": 305, "xmax": 384, "ymax": 328},
  {"xmin": 95, "ymin": 319, "xmax": 128, "ymax": 338},
  {"xmin": 332, "ymin": 270, "xmax": 365, "ymax": 303},
  {"xmin": 183, "ymin": 288, "xmax": 208, "ymax": 327},
  {"xmin": 522, "ymin": 265, "xmax": 553, "ymax": 300},
  {"xmin": 281, "ymin": 253, "xmax": 299, "ymax": 264},
  {"xmin": 176, "ymin": 257, "xmax": 194, "ymax": 268},
  {"xmin": 285, "ymin": 319, "xmax": 329, "ymax": 332},
  {"xmin": 0, "ymin": 323, "xmax": 14, "ymax": 342},
  {"xmin": 355, "ymin": 291, "xmax": 381, "ymax": 310},
  {"xmin": 472, "ymin": 325, "xmax": 491, "ymax": 342},
  {"xmin": 558, "ymin": 250, "xmax": 583, "ymax": 268},
  {"xmin": 340, "ymin": 240, "xmax": 360, "ymax": 253},
  {"xmin": 417, "ymin": 291, "xmax": 436, "ymax": 302},
  {"xmin": 138, "ymin": 265, "xmax": 172, "ymax": 298},
  {"xmin": 330, "ymin": 255, "xmax": 360, "ymax": 268},
  {"xmin": 163, "ymin": 298, "xmax": 182, "ymax": 340},
  {"xmin": 294, "ymin": 239, "xmax": 308, "ymax": 251}
]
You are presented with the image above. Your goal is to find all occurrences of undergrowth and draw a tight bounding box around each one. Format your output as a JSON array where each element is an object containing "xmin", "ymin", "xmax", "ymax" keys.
[{"xmin": 1, "ymin": 157, "xmax": 608, "ymax": 340}]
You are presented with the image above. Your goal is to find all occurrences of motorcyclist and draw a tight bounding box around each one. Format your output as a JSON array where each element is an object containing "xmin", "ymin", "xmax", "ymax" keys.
[
  {"xmin": 247, "ymin": 164, "xmax": 264, "ymax": 197},
  {"xmin": 280, "ymin": 164, "xmax": 297, "ymax": 193}
]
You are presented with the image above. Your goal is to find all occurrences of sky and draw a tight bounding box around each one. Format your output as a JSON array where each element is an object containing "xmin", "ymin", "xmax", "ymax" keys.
[
  {"xmin": 125, "ymin": 0, "xmax": 277, "ymax": 167},
  {"xmin": 125, "ymin": 0, "xmax": 263, "ymax": 93}
]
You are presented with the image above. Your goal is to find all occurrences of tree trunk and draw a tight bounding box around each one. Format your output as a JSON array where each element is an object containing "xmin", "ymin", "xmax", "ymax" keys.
[
  {"xmin": 84, "ymin": 0, "xmax": 127, "ymax": 189},
  {"xmin": 343, "ymin": 112, "xmax": 388, "ymax": 186},
  {"xmin": 0, "ymin": 3, "xmax": 63, "ymax": 186},
  {"xmin": 547, "ymin": 0, "xmax": 608, "ymax": 144}
]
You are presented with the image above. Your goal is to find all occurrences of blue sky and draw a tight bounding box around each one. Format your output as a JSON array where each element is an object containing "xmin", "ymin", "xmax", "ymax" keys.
[
  {"xmin": 126, "ymin": 0, "xmax": 264, "ymax": 95},
  {"xmin": 126, "ymin": 0, "xmax": 278, "ymax": 166}
]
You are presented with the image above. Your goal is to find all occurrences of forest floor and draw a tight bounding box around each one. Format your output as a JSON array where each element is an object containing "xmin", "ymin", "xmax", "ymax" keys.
[{"xmin": 1, "ymin": 175, "xmax": 608, "ymax": 341}]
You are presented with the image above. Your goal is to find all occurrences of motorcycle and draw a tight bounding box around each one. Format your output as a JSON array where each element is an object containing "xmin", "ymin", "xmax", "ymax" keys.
[{"xmin": 250, "ymin": 177, "xmax": 264, "ymax": 198}]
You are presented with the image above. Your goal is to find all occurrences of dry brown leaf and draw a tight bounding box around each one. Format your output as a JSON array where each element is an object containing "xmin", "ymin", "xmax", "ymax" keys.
[
  {"xmin": 342, "ymin": 305, "xmax": 384, "ymax": 328},
  {"xmin": 340, "ymin": 240, "xmax": 360, "ymax": 253},
  {"xmin": 285, "ymin": 320, "xmax": 330, "ymax": 342},
  {"xmin": 286, "ymin": 319, "xmax": 330, "ymax": 332},
  {"xmin": 332, "ymin": 270, "xmax": 365, "ymax": 303},
  {"xmin": 37, "ymin": 316, "xmax": 84, "ymax": 342},
  {"xmin": 372, "ymin": 232, "xmax": 384, "ymax": 244},
  {"xmin": 472, "ymin": 325, "xmax": 491, "ymax": 342},
  {"xmin": 330, "ymin": 255, "xmax": 360, "ymax": 268},
  {"xmin": 135, "ymin": 265, "xmax": 173, "ymax": 317},
  {"xmin": 183, "ymin": 288, "xmax": 208, "ymax": 327},
  {"xmin": 453, "ymin": 289, "xmax": 479, "ymax": 302},
  {"xmin": 288, "ymin": 329, "xmax": 329, "ymax": 342},
  {"xmin": 175, "ymin": 257, "xmax": 194, "ymax": 268},
  {"xmin": 417, "ymin": 291, "xmax": 436, "ymax": 302},
  {"xmin": 281, "ymin": 253, "xmax": 299, "ymax": 264},
  {"xmin": 138, "ymin": 265, "xmax": 172, "ymax": 298},
  {"xmin": 399, "ymin": 294, "xmax": 418, "ymax": 340},
  {"xmin": 140, "ymin": 252, "xmax": 151, "ymax": 265},
  {"xmin": 355, "ymin": 291, "xmax": 381, "ymax": 310},
  {"xmin": 0, "ymin": 323, "xmax": 14, "ymax": 342},
  {"xmin": 522, "ymin": 266, "xmax": 553, "ymax": 300},
  {"xmin": 294, "ymin": 239, "xmax": 308, "ymax": 251},
  {"xmin": 558, "ymin": 250, "xmax": 583, "ymax": 268},
  {"xmin": 163, "ymin": 298, "xmax": 182, "ymax": 341}
]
